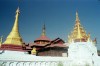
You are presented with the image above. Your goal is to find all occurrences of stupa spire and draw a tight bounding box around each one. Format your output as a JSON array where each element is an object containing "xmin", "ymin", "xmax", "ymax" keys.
[
  {"xmin": 68, "ymin": 11, "xmax": 90, "ymax": 43},
  {"xmin": 3, "ymin": 7, "xmax": 23, "ymax": 45},
  {"xmin": 13, "ymin": 7, "xmax": 19, "ymax": 31},
  {"xmin": 76, "ymin": 11, "xmax": 80, "ymax": 22},
  {"xmin": 75, "ymin": 11, "xmax": 82, "ymax": 39},
  {"xmin": 41, "ymin": 24, "xmax": 46, "ymax": 36}
]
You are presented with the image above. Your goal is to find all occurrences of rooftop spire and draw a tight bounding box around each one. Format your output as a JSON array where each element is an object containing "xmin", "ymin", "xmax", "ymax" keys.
[
  {"xmin": 41, "ymin": 24, "xmax": 46, "ymax": 36},
  {"xmin": 34, "ymin": 23, "xmax": 51, "ymax": 44},
  {"xmin": 3, "ymin": 7, "xmax": 23, "ymax": 45},
  {"xmin": 76, "ymin": 11, "xmax": 80, "ymax": 22},
  {"xmin": 68, "ymin": 11, "xmax": 90, "ymax": 43}
]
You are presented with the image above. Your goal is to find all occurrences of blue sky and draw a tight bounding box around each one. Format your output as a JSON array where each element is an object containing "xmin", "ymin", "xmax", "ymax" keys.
[{"xmin": 0, "ymin": 0, "xmax": 100, "ymax": 49}]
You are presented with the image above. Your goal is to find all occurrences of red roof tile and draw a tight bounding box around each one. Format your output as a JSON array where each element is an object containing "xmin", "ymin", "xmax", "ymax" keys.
[
  {"xmin": 45, "ymin": 44, "xmax": 67, "ymax": 48},
  {"xmin": 35, "ymin": 35, "xmax": 51, "ymax": 41},
  {"xmin": 29, "ymin": 43, "xmax": 47, "ymax": 47}
]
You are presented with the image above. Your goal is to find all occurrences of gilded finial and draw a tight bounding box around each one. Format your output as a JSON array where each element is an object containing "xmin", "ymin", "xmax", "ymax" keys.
[
  {"xmin": 76, "ymin": 11, "xmax": 80, "ymax": 22},
  {"xmin": 16, "ymin": 7, "xmax": 20, "ymax": 13}
]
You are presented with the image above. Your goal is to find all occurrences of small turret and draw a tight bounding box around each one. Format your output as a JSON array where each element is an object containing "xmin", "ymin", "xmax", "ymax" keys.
[
  {"xmin": 93, "ymin": 38, "xmax": 97, "ymax": 45},
  {"xmin": 0, "ymin": 36, "xmax": 3, "ymax": 47}
]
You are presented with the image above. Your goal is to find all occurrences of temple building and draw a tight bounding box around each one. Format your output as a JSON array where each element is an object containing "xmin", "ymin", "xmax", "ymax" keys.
[
  {"xmin": 25, "ymin": 24, "xmax": 51, "ymax": 54},
  {"xmin": 0, "ymin": 8, "xmax": 25, "ymax": 51},
  {"xmin": 37, "ymin": 38, "xmax": 68, "ymax": 56},
  {"xmin": 68, "ymin": 11, "xmax": 90, "ymax": 43},
  {"xmin": 25, "ymin": 25, "xmax": 68, "ymax": 56}
]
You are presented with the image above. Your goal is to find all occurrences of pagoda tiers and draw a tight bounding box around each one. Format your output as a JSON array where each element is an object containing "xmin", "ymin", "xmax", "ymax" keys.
[
  {"xmin": 34, "ymin": 24, "xmax": 51, "ymax": 44},
  {"xmin": 0, "ymin": 8, "xmax": 24, "ymax": 51},
  {"xmin": 68, "ymin": 11, "xmax": 90, "ymax": 43}
]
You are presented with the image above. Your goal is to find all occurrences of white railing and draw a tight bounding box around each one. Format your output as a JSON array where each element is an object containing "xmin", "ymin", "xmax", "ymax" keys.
[{"xmin": 0, "ymin": 60, "xmax": 69, "ymax": 66}]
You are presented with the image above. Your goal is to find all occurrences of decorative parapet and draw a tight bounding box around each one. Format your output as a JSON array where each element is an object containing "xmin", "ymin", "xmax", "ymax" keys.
[{"xmin": 0, "ymin": 61, "xmax": 69, "ymax": 66}]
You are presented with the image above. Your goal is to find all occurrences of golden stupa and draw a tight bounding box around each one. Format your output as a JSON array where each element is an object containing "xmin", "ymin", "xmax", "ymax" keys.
[
  {"xmin": 31, "ymin": 47, "xmax": 37, "ymax": 55},
  {"xmin": 68, "ymin": 11, "xmax": 90, "ymax": 43},
  {"xmin": 3, "ymin": 7, "xmax": 23, "ymax": 45}
]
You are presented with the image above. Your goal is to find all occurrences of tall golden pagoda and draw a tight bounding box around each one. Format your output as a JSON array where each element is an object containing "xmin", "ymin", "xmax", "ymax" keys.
[
  {"xmin": 68, "ymin": 11, "xmax": 90, "ymax": 43},
  {"xmin": 3, "ymin": 7, "xmax": 23, "ymax": 45}
]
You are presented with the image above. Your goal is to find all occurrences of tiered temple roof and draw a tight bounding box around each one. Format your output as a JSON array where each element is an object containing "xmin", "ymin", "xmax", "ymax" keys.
[
  {"xmin": 34, "ymin": 24, "xmax": 51, "ymax": 44},
  {"xmin": 68, "ymin": 11, "xmax": 90, "ymax": 43}
]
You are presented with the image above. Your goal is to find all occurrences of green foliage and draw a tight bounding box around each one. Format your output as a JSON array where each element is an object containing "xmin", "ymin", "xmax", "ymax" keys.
[
  {"xmin": 85, "ymin": 63, "xmax": 90, "ymax": 66},
  {"xmin": 58, "ymin": 62, "xmax": 63, "ymax": 66}
]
